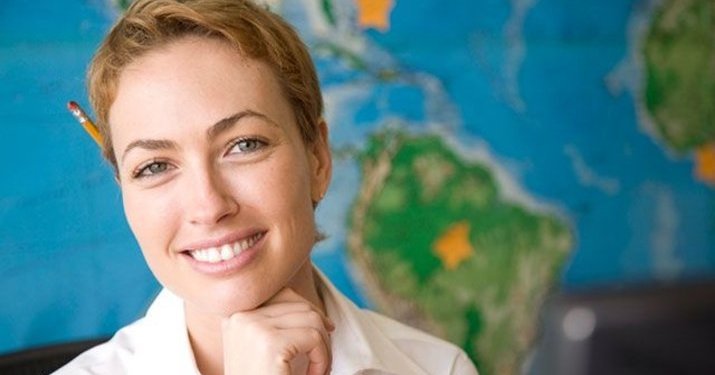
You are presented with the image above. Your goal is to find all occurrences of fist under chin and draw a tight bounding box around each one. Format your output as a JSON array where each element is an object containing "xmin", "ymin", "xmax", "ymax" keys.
[{"xmin": 290, "ymin": 354, "xmax": 309, "ymax": 375}]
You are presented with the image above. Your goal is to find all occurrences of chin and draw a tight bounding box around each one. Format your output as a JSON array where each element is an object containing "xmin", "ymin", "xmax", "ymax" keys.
[{"xmin": 191, "ymin": 284, "xmax": 278, "ymax": 317}]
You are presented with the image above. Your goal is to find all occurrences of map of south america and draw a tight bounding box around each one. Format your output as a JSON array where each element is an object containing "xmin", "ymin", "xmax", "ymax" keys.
[{"xmin": 348, "ymin": 130, "xmax": 571, "ymax": 374}]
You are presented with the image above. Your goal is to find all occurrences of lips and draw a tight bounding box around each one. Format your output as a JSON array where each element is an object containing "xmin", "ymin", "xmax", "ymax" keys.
[{"xmin": 183, "ymin": 232, "xmax": 265, "ymax": 264}]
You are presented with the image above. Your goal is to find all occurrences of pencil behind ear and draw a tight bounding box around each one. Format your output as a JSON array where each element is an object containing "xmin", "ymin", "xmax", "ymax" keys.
[{"xmin": 67, "ymin": 101, "xmax": 104, "ymax": 146}]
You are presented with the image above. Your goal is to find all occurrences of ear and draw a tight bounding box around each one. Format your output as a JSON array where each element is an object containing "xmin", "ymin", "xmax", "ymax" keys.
[{"xmin": 308, "ymin": 118, "xmax": 332, "ymax": 206}]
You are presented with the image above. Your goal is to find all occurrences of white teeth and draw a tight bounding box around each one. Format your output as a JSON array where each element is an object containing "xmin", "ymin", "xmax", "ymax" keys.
[
  {"xmin": 188, "ymin": 233, "xmax": 263, "ymax": 263},
  {"xmin": 220, "ymin": 244, "xmax": 233, "ymax": 260},
  {"xmin": 192, "ymin": 249, "xmax": 207, "ymax": 262},
  {"xmin": 206, "ymin": 247, "xmax": 220, "ymax": 263}
]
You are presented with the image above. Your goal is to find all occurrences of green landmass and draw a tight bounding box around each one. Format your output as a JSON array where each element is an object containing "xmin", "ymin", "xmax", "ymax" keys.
[
  {"xmin": 314, "ymin": 42, "xmax": 369, "ymax": 71},
  {"xmin": 313, "ymin": 41, "xmax": 400, "ymax": 81},
  {"xmin": 349, "ymin": 130, "xmax": 572, "ymax": 375},
  {"xmin": 312, "ymin": 0, "xmax": 400, "ymax": 80},
  {"xmin": 321, "ymin": 0, "xmax": 337, "ymax": 26},
  {"xmin": 644, "ymin": 0, "xmax": 715, "ymax": 152},
  {"xmin": 114, "ymin": 0, "xmax": 131, "ymax": 11}
]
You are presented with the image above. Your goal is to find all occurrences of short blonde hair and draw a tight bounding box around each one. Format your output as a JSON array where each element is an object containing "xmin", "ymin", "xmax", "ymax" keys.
[{"xmin": 88, "ymin": 0, "xmax": 323, "ymax": 170}]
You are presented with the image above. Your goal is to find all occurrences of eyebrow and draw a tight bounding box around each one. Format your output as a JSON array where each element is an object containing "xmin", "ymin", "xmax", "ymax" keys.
[
  {"xmin": 120, "ymin": 109, "xmax": 276, "ymax": 165},
  {"xmin": 121, "ymin": 139, "xmax": 178, "ymax": 166},
  {"xmin": 205, "ymin": 109, "xmax": 275, "ymax": 139}
]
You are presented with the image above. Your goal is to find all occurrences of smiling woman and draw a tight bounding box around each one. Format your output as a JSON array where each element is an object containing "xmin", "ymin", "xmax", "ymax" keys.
[{"xmin": 52, "ymin": 1, "xmax": 478, "ymax": 374}]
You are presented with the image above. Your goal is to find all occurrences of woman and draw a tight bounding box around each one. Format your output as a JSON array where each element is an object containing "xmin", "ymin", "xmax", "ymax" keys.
[{"xmin": 56, "ymin": 0, "xmax": 478, "ymax": 374}]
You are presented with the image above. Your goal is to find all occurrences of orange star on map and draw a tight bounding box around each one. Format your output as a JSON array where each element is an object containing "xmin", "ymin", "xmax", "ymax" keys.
[
  {"xmin": 433, "ymin": 221, "xmax": 474, "ymax": 270},
  {"xmin": 355, "ymin": 0, "xmax": 395, "ymax": 31},
  {"xmin": 695, "ymin": 143, "xmax": 715, "ymax": 186}
]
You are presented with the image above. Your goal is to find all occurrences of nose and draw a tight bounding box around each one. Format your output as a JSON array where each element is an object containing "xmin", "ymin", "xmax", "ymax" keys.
[{"xmin": 184, "ymin": 165, "xmax": 238, "ymax": 225}]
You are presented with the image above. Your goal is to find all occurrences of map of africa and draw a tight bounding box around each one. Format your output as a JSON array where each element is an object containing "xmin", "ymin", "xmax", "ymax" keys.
[{"xmin": 0, "ymin": 0, "xmax": 713, "ymax": 374}]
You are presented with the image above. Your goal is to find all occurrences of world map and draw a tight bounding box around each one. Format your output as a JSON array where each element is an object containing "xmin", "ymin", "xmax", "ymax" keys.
[{"xmin": 0, "ymin": 0, "xmax": 713, "ymax": 374}]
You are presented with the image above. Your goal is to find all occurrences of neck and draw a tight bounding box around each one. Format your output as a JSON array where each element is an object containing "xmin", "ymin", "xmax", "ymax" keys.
[{"xmin": 184, "ymin": 262, "xmax": 324, "ymax": 375}]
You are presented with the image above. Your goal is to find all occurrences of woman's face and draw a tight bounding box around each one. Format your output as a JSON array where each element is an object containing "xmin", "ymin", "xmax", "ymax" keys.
[{"xmin": 108, "ymin": 37, "xmax": 331, "ymax": 316}]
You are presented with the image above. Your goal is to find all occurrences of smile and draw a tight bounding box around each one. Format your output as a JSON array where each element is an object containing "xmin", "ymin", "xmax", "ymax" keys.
[{"xmin": 187, "ymin": 232, "xmax": 264, "ymax": 263}]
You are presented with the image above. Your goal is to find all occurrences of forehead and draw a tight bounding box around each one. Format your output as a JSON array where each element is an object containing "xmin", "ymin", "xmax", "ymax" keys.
[{"xmin": 108, "ymin": 36, "xmax": 293, "ymax": 143}]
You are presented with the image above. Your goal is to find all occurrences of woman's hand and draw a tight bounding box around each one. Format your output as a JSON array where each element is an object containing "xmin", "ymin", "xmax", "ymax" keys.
[{"xmin": 222, "ymin": 288, "xmax": 334, "ymax": 375}]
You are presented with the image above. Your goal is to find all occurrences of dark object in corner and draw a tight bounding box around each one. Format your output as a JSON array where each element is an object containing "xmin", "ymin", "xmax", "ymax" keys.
[
  {"xmin": 536, "ymin": 279, "xmax": 715, "ymax": 375},
  {"xmin": 0, "ymin": 338, "xmax": 108, "ymax": 375}
]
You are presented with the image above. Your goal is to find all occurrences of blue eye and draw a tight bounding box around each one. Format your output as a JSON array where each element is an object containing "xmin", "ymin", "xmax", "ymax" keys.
[
  {"xmin": 133, "ymin": 161, "xmax": 170, "ymax": 178},
  {"xmin": 228, "ymin": 137, "xmax": 266, "ymax": 154}
]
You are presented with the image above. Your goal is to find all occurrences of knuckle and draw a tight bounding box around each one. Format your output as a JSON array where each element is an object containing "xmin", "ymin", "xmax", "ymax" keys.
[
  {"xmin": 308, "ymin": 328, "xmax": 323, "ymax": 342},
  {"xmin": 306, "ymin": 310, "xmax": 322, "ymax": 325}
]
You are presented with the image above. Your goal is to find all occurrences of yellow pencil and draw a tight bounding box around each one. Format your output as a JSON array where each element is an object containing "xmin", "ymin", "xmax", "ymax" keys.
[{"xmin": 67, "ymin": 101, "xmax": 103, "ymax": 146}]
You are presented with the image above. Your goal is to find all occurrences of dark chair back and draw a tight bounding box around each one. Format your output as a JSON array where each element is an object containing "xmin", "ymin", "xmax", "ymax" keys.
[{"xmin": 0, "ymin": 338, "xmax": 108, "ymax": 375}]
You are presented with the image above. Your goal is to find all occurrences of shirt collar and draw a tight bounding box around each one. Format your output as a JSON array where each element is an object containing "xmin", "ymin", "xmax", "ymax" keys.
[
  {"xmin": 130, "ymin": 289, "xmax": 201, "ymax": 375},
  {"xmin": 315, "ymin": 268, "xmax": 430, "ymax": 375}
]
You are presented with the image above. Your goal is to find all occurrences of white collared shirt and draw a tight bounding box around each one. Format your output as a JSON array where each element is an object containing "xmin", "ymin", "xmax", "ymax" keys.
[{"xmin": 55, "ymin": 269, "xmax": 478, "ymax": 375}]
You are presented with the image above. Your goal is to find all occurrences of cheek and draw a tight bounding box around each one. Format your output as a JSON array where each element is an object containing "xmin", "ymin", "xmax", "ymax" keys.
[
  {"xmin": 121, "ymin": 188, "xmax": 176, "ymax": 251},
  {"xmin": 232, "ymin": 153, "xmax": 316, "ymax": 239},
  {"xmin": 269, "ymin": 156, "xmax": 317, "ymax": 244},
  {"xmin": 258, "ymin": 155, "xmax": 313, "ymax": 211}
]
